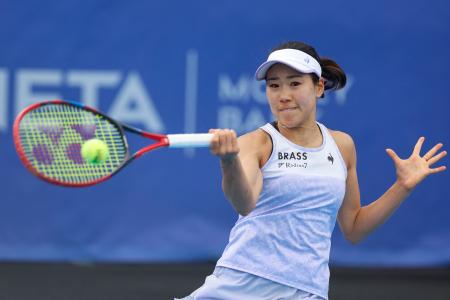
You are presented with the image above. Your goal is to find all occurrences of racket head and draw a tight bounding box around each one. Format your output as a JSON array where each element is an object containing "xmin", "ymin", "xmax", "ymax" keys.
[{"xmin": 13, "ymin": 100, "xmax": 130, "ymax": 187}]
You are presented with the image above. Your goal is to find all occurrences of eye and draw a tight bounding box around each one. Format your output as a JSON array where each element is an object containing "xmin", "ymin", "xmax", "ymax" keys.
[
  {"xmin": 290, "ymin": 81, "xmax": 301, "ymax": 87},
  {"xmin": 267, "ymin": 82, "xmax": 279, "ymax": 88}
]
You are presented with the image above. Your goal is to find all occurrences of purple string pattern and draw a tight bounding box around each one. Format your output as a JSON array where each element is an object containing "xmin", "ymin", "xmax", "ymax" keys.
[{"xmin": 18, "ymin": 103, "xmax": 128, "ymax": 185}]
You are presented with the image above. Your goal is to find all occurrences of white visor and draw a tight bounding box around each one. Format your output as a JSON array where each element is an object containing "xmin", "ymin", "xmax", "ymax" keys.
[{"xmin": 255, "ymin": 49, "xmax": 322, "ymax": 80}]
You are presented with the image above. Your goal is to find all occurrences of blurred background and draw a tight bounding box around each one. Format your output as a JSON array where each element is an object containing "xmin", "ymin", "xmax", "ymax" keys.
[{"xmin": 0, "ymin": 0, "xmax": 449, "ymax": 299}]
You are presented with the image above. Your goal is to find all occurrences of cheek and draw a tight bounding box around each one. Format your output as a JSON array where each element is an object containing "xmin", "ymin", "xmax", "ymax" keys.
[
  {"xmin": 266, "ymin": 90, "xmax": 277, "ymax": 107},
  {"xmin": 295, "ymin": 88, "xmax": 317, "ymax": 106},
  {"xmin": 265, "ymin": 87, "xmax": 274, "ymax": 100},
  {"xmin": 267, "ymin": 99, "xmax": 278, "ymax": 114}
]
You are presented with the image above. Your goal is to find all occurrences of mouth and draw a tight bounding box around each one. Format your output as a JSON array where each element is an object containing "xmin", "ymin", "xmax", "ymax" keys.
[{"xmin": 279, "ymin": 107, "xmax": 298, "ymax": 112}]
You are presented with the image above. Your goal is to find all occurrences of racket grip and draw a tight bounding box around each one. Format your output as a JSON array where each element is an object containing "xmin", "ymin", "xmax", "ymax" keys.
[{"xmin": 167, "ymin": 133, "xmax": 213, "ymax": 148}]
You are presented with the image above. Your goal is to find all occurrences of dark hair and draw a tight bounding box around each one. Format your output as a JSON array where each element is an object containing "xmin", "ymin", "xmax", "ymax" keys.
[{"xmin": 271, "ymin": 41, "xmax": 346, "ymax": 95}]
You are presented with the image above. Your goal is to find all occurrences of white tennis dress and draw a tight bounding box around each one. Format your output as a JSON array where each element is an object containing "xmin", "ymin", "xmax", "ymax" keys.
[{"xmin": 178, "ymin": 122, "xmax": 347, "ymax": 300}]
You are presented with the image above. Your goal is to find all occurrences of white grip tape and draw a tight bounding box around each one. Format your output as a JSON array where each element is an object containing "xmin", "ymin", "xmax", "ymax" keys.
[{"xmin": 167, "ymin": 133, "xmax": 213, "ymax": 148}]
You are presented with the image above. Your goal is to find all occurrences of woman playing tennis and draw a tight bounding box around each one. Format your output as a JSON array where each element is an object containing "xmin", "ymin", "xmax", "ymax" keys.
[{"xmin": 178, "ymin": 41, "xmax": 447, "ymax": 300}]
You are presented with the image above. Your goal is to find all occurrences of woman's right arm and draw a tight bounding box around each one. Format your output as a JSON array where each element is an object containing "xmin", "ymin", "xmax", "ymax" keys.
[{"xmin": 209, "ymin": 129, "xmax": 266, "ymax": 216}]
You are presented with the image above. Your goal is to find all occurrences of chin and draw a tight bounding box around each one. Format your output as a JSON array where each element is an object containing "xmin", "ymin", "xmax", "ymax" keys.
[{"xmin": 278, "ymin": 120, "xmax": 302, "ymax": 129}]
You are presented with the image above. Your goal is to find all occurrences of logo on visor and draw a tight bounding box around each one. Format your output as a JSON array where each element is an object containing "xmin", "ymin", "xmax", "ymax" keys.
[{"xmin": 304, "ymin": 57, "xmax": 310, "ymax": 64}]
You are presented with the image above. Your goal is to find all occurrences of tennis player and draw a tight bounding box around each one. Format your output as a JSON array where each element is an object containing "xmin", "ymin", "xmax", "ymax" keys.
[{"xmin": 177, "ymin": 41, "xmax": 447, "ymax": 300}]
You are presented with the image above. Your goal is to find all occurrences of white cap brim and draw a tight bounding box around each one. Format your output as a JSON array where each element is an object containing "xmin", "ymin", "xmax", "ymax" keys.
[{"xmin": 255, "ymin": 49, "xmax": 322, "ymax": 81}]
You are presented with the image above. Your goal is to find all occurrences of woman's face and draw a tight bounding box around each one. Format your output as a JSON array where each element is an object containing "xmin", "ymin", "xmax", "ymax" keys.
[{"xmin": 265, "ymin": 63, "xmax": 324, "ymax": 129}]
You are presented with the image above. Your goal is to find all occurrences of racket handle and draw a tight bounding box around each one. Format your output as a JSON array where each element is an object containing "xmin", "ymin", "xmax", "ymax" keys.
[{"xmin": 167, "ymin": 133, "xmax": 213, "ymax": 148}]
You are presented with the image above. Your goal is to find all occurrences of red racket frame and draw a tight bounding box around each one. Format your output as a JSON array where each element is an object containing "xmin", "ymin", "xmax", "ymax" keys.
[{"xmin": 13, "ymin": 100, "xmax": 172, "ymax": 187}]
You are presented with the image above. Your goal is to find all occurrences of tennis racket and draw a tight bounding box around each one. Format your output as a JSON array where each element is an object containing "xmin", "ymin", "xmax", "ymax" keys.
[{"xmin": 13, "ymin": 100, "xmax": 213, "ymax": 187}]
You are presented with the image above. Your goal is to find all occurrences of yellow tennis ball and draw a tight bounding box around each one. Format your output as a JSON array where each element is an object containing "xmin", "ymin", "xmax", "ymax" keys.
[{"xmin": 81, "ymin": 139, "xmax": 109, "ymax": 164}]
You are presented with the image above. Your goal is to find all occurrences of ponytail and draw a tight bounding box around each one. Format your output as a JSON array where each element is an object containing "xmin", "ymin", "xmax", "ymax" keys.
[{"xmin": 320, "ymin": 57, "xmax": 346, "ymax": 91}]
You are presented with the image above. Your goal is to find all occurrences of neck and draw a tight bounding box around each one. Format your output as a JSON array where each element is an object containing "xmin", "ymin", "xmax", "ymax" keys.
[{"xmin": 277, "ymin": 120, "xmax": 323, "ymax": 148}]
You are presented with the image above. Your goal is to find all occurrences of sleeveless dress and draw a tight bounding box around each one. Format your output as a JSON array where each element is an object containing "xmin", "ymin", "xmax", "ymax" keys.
[{"xmin": 215, "ymin": 122, "xmax": 347, "ymax": 299}]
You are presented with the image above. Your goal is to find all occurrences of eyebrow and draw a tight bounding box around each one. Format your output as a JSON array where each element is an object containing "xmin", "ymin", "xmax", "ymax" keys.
[{"xmin": 266, "ymin": 74, "xmax": 305, "ymax": 81}]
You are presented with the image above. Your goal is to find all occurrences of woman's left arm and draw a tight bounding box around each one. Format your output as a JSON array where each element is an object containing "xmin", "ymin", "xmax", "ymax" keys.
[{"xmin": 335, "ymin": 134, "xmax": 447, "ymax": 244}]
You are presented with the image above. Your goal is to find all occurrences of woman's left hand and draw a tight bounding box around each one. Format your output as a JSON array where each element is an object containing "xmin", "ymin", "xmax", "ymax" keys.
[{"xmin": 386, "ymin": 137, "xmax": 447, "ymax": 191}]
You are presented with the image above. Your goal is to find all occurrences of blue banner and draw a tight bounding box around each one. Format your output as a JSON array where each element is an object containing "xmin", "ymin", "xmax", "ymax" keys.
[{"xmin": 0, "ymin": 0, "xmax": 449, "ymax": 266}]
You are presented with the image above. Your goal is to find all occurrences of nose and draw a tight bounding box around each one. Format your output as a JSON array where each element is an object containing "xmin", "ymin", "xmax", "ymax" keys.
[{"xmin": 278, "ymin": 85, "xmax": 292, "ymax": 103}]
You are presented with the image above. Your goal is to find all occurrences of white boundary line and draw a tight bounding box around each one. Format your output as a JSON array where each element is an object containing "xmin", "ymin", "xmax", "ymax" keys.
[
  {"xmin": 0, "ymin": 69, "xmax": 8, "ymax": 132},
  {"xmin": 184, "ymin": 49, "xmax": 199, "ymax": 157}
]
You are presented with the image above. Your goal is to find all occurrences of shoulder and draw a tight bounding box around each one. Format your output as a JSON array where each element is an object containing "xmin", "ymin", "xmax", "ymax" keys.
[
  {"xmin": 238, "ymin": 127, "xmax": 271, "ymax": 146},
  {"xmin": 327, "ymin": 129, "xmax": 356, "ymax": 169},
  {"xmin": 328, "ymin": 129, "xmax": 355, "ymax": 150},
  {"xmin": 238, "ymin": 127, "xmax": 272, "ymax": 166}
]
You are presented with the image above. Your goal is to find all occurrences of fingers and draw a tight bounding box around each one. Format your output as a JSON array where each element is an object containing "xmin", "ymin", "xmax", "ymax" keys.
[
  {"xmin": 420, "ymin": 141, "xmax": 447, "ymax": 172},
  {"xmin": 413, "ymin": 136, "xmax": 425, "ymax": 156},
  {"xmin": 429, "ymin": 165, "xmax": 447, "ymax": 174},
  {"xmin": 209, "ymin": 128, "xmax": 239, "ymax": 160},
  {"xmin": 386, "ymin": 148, "xmax": 400, "ymax": 163},
  {"xmin": 427, "ymin": 150, "xmax": 447, "ymax": 166},
  {"xmin": 423, "ymin": 143, "xmax": 443, "ymax": 161}
]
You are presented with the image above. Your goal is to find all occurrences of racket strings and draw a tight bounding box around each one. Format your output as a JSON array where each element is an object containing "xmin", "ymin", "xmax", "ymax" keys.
[{"xmin": 18, "ymin": 103, "xmax": 127, "ymax": 185}]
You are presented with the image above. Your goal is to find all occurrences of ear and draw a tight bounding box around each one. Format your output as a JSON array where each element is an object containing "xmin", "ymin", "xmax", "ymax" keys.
[{"xmin": 316, "ymin": 77, "xmax": 325, "ymax": 98}]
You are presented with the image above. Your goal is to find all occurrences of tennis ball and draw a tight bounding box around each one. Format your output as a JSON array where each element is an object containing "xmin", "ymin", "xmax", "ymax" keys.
[{"xmin": 81, "ymin": 139, "xmax": 109, "ymax": 164}]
